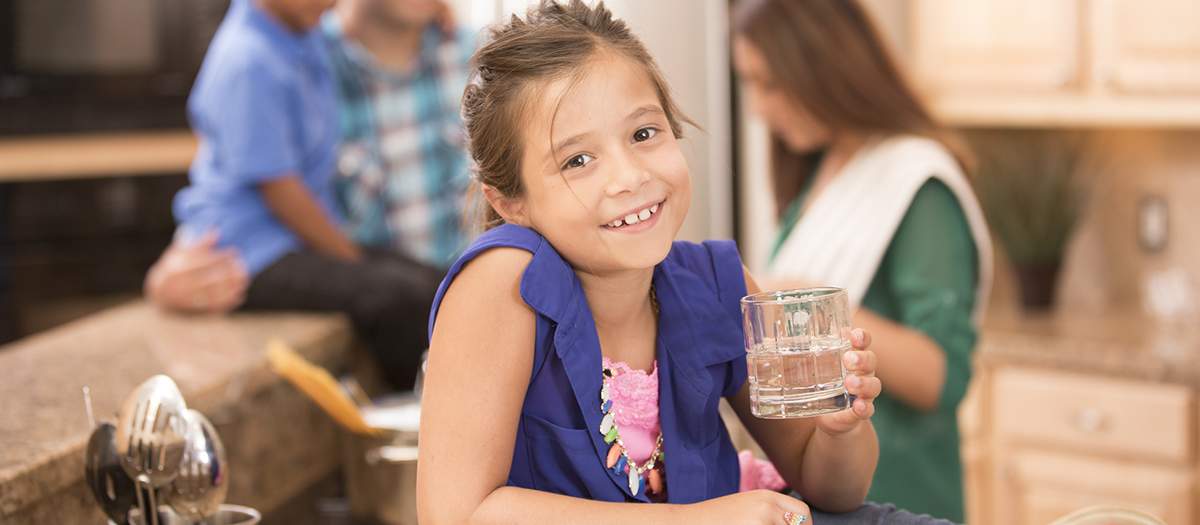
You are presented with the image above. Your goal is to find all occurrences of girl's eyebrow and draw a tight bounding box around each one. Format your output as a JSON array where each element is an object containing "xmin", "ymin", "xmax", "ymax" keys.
[
  {"xmin": 548, "ymin": 105, "xmax": 665, "ymax": 161},
  {"xmin": 626, "ymin": 104, "xmax": 664, "ymax": 121},
  {"xmin": 552, "ymin": 132, "xmax": 590, "ymax": 156}
]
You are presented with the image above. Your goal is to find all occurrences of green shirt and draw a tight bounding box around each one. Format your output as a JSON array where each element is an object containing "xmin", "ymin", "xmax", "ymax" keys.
[{"xmin": 770, "ymin": 178, "xmax": 978, "ymax": 523}]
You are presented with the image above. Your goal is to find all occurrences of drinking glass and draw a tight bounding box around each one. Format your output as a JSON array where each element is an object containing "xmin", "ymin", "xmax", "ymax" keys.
[{"xmin": 741, "ymin": 287, "xmax": 853, "ymax": 418}]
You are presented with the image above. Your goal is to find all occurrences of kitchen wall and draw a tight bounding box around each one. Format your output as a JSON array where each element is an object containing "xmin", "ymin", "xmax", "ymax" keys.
[{"xmin": 1055, "ymin": 130, "xmax": 1200, "ymax": 319}]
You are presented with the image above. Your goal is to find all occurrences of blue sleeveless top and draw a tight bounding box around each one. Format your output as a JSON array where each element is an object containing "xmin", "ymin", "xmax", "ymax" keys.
[{"xmin": 428, "ymin": 224, "xmax": 749, "ymax": 503}]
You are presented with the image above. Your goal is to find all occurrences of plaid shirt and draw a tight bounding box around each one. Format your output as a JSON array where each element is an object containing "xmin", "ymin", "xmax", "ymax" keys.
[{"xmin": 322, "ymin": 15, "xmax": 474, "ymax": 268}]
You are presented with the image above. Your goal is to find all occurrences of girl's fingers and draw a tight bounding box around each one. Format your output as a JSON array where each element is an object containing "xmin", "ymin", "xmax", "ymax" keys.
[
  {"xmin": 773, "ymin": 495, "xmax": 811, "ymax": 525},
  {"xmin": 851, "ymin": 327, "xmax": 871, "ymax": 349},
  {"xmin": 842, "ymin": 349, "xmax": 876, "ymax": 375},
  {"xmin": 844, "ymin": 374, "xmax": 882, "ymax": 400},
  {"xmin": 853, "ymin": 397, "xmax": 875, "ymax": 419}
]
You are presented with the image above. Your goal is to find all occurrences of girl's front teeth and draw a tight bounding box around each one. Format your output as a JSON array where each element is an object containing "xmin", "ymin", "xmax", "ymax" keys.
[{"xmin": 608, "ymin": 202, "xmax": 661, "ymax": 228}]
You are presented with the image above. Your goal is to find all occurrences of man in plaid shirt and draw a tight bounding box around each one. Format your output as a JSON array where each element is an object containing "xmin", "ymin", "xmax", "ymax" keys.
[{"xmin": 323, "ymin": 2, "xmax": 474, "ymax": 268}]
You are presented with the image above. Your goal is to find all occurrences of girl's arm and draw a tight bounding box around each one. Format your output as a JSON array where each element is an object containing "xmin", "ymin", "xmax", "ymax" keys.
[
  {"xmin": 259, "ymin": 175, "xmax": 362, "ymax": 261},
  {"xmin": 729, "ymin": 268, "xmax": 880, "ymax": 514},
  {"xmin": 418, "ymin": 249, "xmax": 810, "ymax": 525}
]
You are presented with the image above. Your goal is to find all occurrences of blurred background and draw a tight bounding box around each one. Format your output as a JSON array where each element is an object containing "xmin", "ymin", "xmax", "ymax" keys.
[{"xmin": 0, "ymin": 1, "xmax": 1197, "ymax": 524}]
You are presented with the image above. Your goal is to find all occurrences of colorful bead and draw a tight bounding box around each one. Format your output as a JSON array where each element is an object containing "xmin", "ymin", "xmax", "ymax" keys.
[
  {"xmin": 604, "ymin": 426, "xmax": 618, "ymax": 444},
  {"xmin": 606, "ymin": 444, "xmax": 621, "ymax": 468},
  {"xmin": 613, "ymin": 456, "xmax": 627, "ymax": 476},
  {"xmin": 647, "ymin": 468, "xmax": 663, "ymax": 495},
  {"xmin": 628, "ymin": 466, "xmax": 641, "ymax": 496},
  {"xmin": 599, "ymin": 412, "xmax": 614, "ymax": 435}
]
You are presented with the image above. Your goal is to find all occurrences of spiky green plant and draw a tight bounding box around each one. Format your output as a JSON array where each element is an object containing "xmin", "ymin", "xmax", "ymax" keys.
[{"xmin": 969, "ymin": 131, "xmax": 1093, "ymax": 266}]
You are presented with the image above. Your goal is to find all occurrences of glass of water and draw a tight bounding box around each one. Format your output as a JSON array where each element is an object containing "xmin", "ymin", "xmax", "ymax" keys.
[{"xmin": 741, "ymin": 287, "xmax": 853, "ymax": 419}]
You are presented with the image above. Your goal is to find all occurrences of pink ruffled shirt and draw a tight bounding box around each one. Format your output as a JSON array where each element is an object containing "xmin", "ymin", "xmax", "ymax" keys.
[{"xmin": 603, "ymin": 357, "xmax": 787, "ymax": 492}]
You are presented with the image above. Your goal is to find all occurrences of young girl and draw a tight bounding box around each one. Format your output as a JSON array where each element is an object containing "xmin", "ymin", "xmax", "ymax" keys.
[{"xmin": 419, "ymin": 2, "xmax": 883, "ymax": 523}]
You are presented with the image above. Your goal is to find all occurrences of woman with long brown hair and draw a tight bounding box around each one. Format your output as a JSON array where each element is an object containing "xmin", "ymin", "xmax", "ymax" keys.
[{"xmin": 732, "ymin": 0, "xmax": 993, "ymax": 521}]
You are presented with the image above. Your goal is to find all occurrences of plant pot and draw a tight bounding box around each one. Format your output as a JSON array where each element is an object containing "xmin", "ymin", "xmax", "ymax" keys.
[{"xmin": 1014, "ymin": 262, "xmax": 1062, "ymax": 311}]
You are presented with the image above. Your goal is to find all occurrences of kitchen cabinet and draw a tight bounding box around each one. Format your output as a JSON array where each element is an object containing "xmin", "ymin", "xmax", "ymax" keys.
[
  {"xmin": 910, "ymin": 0, "xmax": 1081, "ymax": 94},
  {"xmin": 1001, "ymin": 450, "xmax": 1193, "ymax": 525},
  {"xmin": 904, "ymin": 0, "xmax": 1200, "ymax": 126},
  {"xmin": 961, "ymin": 314, "xmax": 1199, "ymax": 524},
  {"xmin": 1096, "ymin": 0, "xmax": 1200, "ymax": 96}
]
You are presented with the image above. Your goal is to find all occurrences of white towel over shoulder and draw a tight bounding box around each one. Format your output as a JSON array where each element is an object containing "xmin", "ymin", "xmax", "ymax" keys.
[{"xmin": 765, "ymin": 135, "xmax": 993, "ymax": 325}]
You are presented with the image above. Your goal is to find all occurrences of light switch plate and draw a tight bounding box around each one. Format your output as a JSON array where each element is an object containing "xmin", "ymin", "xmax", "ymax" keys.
[{"xmin": 1137, "ymin": 195, "xmax": 1169, "ymax": 253}]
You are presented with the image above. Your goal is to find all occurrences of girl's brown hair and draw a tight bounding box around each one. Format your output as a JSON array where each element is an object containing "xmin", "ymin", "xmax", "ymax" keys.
[
  {"xmin": 462, "ymin": 0, "xmax": 691, "ymax": 232},
  {"xmin": 732, "ymin": 0, "xmax": 971, "ymax": 215}
]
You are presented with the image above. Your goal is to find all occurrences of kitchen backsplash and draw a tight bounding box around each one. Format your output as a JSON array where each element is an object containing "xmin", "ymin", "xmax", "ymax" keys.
[{"xmin": 983, "ymin": 129, "xmax": 1200, "ymax": 320}]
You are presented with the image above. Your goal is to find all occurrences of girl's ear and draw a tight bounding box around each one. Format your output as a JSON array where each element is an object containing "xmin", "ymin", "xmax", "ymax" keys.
[{"xmin": 482, "ymin": 184, "xmax": 530, "ymax": 227}]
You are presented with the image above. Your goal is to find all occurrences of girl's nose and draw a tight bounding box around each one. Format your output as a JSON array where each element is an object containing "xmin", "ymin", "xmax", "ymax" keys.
[{"xmin": 605, "ymin": 149, "xmax": 651, "ymax": 196}]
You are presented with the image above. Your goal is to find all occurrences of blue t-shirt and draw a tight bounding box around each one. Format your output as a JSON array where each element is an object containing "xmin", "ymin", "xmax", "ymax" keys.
[
  {"xmin": 428, "ymin": 224, "xmax": 750, "ymax": 502},
  {"xmin": 174, "ymin": 0, "xmax": 340, "ymax": 275}
]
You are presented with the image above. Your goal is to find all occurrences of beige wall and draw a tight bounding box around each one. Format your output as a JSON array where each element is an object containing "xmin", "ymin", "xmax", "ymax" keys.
[{"xmin": 1054, "ymin": 131, "xmax": 1200, "ymax": 318}]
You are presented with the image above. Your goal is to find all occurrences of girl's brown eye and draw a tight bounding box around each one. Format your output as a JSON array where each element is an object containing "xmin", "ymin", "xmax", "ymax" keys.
[
  {"xmin": 633, "ymin": 127, "xmax": 658, "ymax": 142},
  {"xmin": 563, "ymin": 153, "xmax": 594, "ymax": 170}
]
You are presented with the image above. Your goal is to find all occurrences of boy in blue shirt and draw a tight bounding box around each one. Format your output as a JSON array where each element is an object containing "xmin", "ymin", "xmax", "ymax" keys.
[
  {"xmin": 169, "ymin": 0, "xmax": 442, "ymax": 389},
  {"xmin": 178, "ymin": 0, "xmax": 346, "ymax": 274}
]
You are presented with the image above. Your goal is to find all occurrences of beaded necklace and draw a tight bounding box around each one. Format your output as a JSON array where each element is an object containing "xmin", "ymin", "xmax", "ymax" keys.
[{"xmin": 598, "ymin": 286, "xmax": 664, "ymax": 498}]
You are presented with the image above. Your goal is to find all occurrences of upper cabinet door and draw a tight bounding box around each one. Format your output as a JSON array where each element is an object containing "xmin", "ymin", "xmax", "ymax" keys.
[
  {"xmin": 1096, "ymin": 0, "xmax": 1200, "ymax": 95},
  {"xmin": 910, "ymin": 0, "xmax": 1083, "ymax": 94}
]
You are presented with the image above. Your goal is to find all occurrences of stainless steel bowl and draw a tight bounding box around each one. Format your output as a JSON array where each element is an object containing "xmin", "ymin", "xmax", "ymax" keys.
[{"xmin": 341, "ymin": 394, "xmax": 420, "ymax": 525}]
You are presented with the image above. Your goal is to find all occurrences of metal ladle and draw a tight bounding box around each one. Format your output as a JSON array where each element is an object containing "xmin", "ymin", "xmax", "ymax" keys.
[
  {"xmin": 116, "ymin": 375, "xmax": 189, "ymax": 525},
  {"xmin": 165, "ymin": 409, "xmax": 228, "ymax": 522}
]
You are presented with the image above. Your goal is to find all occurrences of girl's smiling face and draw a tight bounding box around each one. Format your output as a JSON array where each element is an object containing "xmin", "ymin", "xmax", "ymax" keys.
[{"xmin": 502, "ymin": 51, "xmax": 691, "ymax": 275}]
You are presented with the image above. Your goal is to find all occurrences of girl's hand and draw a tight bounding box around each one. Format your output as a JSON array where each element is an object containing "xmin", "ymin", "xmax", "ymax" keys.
[
  {"xmin": 686, "ymin": 490, "xmax": 812, "ymax": 525},
  {"xmin": 815, "ymin": 328, "xmax": 880, "ymax": 436}
]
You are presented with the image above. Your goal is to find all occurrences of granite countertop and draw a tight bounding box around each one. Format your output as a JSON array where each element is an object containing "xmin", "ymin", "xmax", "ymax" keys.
[
  {"xmin": 0, "ymin": 302, "xmax": 353, "ymax": 520},
  {"xmin": 978, "ymin": 310, "xmax": 1200, "ymax": 386}
]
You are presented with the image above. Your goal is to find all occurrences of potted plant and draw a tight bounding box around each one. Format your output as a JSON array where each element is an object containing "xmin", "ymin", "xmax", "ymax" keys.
[{"xmin": 970, "ymin": 131, "xmax": 1093, "ymax": 311}]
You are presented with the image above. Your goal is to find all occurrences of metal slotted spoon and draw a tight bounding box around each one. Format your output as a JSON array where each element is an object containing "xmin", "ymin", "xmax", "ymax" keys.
[
  {"xmin": 116, "ymin": 375, "xmax": 189, "ymax": 525},
  {"xmin": 166, "ymin": 409, "xmax": 228, "ymax": 522}
]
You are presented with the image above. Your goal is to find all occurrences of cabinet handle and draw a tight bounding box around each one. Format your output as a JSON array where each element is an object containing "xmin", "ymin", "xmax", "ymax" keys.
[{"xmin": 1073, "ymin": 407, "xmax": 1108, "ymax": 433}]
